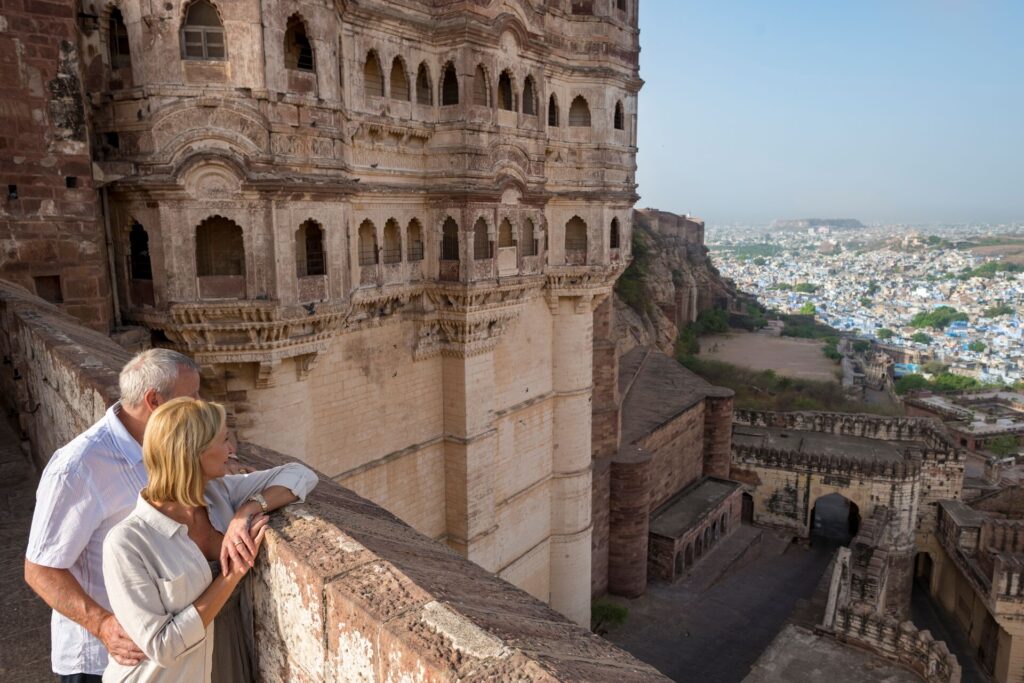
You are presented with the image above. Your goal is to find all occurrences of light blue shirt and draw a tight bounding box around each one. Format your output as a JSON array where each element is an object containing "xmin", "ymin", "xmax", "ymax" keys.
[{"xmin": 27, "ymin": 402, "xmax": 146, "ymax": 676}]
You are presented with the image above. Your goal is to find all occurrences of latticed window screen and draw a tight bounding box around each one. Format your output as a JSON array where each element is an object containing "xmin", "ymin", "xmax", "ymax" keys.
[
  {"xmin": 523, "ymin": 77, "xmax": 537, "ymax": 116},
  {"xmin": 181, "ymin": 1, "xmax": 225, "ymax": 60},
  {"xmin": 358, "ymin": 222, "xmax": 378, "ymax": 266},
  {"xmin": 390, "ymin": 59, "xmax": 409, "ymax": 100},
  {"xmin": 363, "ymin": 52, "xmax": 384, "ymax": 97},
  {"xmin": 196, "ymin": 217, "xmax": 244, "ymax": 276},
  {"xmin": 568, "ymin": 96, "xmax": 591, "ymax": 127},
  {"xmin": 383, "ymin": 222, "xmax": 402, "ymax": 264},
  {"xmin": 548, "ymin": 95, "xmax": 558, "ymax": 126},
  {"xmin": 284, "ymin": 18, "xmax": 314, "ymax": 72},
  {"xmin": 473, "ymin": 219, "xmax": 491, "ymax": 259},
  {"xmin": 522, "ymin": 221, "xmax": 537, "ymax": 256},
  {"xmin": 407, "ymin": 220, "xmax": 424, "ymax": 261},
  {"xmin": 416, "ymin": 64, "xmax": 432, "ymax": 105},
  {"xmin": 498, "ymin": 71, "xmax": 514, "ymax": 111},
  {"xmin": 442, "ymin": 63, "xmax": 459, "ymax": 105},
  {"xmin": 498, "ymin": 219, "xmax": 515, "ymax": 248},
  {"xmin": 441, "ymin": 219, "xmax": 460, "ymax": 260},
  {"xmin": 565, "ymin": 217, "xmax": 588, "ymax": 252},
  {"xmin": 472, "ymin": 65, "xmax": 489, "ymax": 106}
]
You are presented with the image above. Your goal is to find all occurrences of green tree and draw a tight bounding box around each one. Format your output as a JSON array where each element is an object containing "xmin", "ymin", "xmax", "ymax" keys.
[
  {"xmin": 968, "ymin": 340, "xmax": 987, "ymax": 353},
  {"xmin": 876, "ymin": 328, "xmax": 894, "ymax": 340},
  {"xmin": 909, "ymin": 306, "xmax": 967, "ymax": 330},
  {"xmin": 852, "ymin": 340, "xmax": 870, "ymax": 353},
  {"xmin": 798, "ymin": 302, "xmax": 816, "ymax": 315},
  {"xmin": 895, "ymin": 374, "xmax": 931, "ymax": 395},
  {"xmin": 987, "ymin": 435, "xmax": 1020, "ymax": 458},
  {"xmin": 752, "ymin": 257, "xmax": 766, "ymax": 266},
  {"xmin": 984, "ymin": 304, "xmax": 1014, "ymax": 318},
  {"xmin": 859, "ymin": 297, "xmax": 872, "ymax": 307},
  {"xmin": 910, "ymin": 332, "xmax": 933, "ymax": 344},
  {"xmin": 794, "ymin": 282, "xmax": 817, "ymax": 293}
]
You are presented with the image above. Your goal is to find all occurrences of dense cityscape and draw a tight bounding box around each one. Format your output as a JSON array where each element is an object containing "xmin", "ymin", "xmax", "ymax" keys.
[{"xmin": 709, "ymin": 223, "xmax": 1024, "ymax": 384}]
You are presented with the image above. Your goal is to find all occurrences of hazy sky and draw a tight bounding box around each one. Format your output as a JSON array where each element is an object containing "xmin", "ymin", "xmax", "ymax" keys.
[{"xmin": 636, "ymin": 1, "xmax": 1024, "ymax": 226}]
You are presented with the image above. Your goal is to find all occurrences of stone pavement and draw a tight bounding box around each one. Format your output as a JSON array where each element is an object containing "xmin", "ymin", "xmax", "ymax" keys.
[
  {"xmin": 604, "ymin": 525, "xmax": 836, "ymax": 682},
  {"xmin": 0, "ymin": 416, "xmax": 51, "ymax": 679}
]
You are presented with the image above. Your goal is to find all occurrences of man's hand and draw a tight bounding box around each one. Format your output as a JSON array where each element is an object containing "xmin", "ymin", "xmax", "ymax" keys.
[
  {"xmin": 219, "ymin": 511, "xmax": 269, "ymax": 576},
  {"xmin": 98, "ymin": 613, "xmax": 146, "ymax": 666}
]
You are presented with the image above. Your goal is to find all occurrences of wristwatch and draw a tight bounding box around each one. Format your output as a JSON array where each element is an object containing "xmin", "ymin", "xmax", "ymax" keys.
[{"xmin": 247, "ymin": 492, "xmax": 269, "ymax": 514}]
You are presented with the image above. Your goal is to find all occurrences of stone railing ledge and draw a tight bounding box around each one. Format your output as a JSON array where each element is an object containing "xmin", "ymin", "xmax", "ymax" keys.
[{"xmin": 240, "ymin": 443, "xmax": 670, "ymax": 682}]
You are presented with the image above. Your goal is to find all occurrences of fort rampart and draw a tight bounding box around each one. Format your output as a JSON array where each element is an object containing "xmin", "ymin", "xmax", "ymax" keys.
[{"xmin": 0, "ymin": 280, "xmax": 668, "ymax": 681}]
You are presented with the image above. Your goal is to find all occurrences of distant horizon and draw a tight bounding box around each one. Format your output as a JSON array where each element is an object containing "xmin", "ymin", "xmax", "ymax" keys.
[{"xmin": 635, "ymin": 1, "xmax": 1024, "ymax": 226}]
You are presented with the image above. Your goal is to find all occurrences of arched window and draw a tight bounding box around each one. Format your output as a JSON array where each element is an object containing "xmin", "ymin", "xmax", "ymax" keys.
[
  {"xmin": 441, "ymin": 217, "xmax": 460, "ymax": 260},
  {"xmin": 284, "ymin": 15, "xmax": 314, "ymax": 72},
  {"xmin": 614, "ymin": 100, "xmax": 624, "ymax": 130},
  {"xmin": 196, "ymin": 216, "xmax": 244, "ymax": 276},
  {"xmin": 358, "ymin": 220, "xmax": 378, "ymax": 265},
  {"xmin": 416, "ymin": 63, "xmax": 432, "ymax": 105},
  {"xmin": 568, "ymin": 96, "xmax": 591, "ymax": 127},
  {"xmin": 472, "ymin": 64, "xmax": 489, "ymax": 106},
  {"xmin": 407, "ymin": 219, "xmax": 424, "ymax": 261},
  {"xmin": 522, "ymin": 219, "xmax": 537, "ymax": 256},
  {"xmin": 383, "ymin": 219, "xmax": 401, "ymax": 264},
  {"xmin": 616, "ymin": 0, "xmax": 627, "ymax": 10},
  {"xmin": 610, "ymin": 218, "xmax": 620, "ymax": 249},
  {"xmin": 128, "ymin": 222, "xmax": 152, "ymax": 280},
  {"xmin": 498, "ymin": 218, "xmax": 514, "ymax": 247},
  {"xmin": 473, "ymin": 218, "xmax": 490, "ymax": 259},
  {"xmin": 565, "ymin": 216, "xmax": 588, "ymax": 255},
  {"xmin": 295, "ymin": 220, "xmax": 325, "ymax": 276},
  {"xmin": 497, "ymin": 70, "xmax": 514, "ymax": 111},
  {"xmin": 363, "ymin": 51, "xmax": 384, "ymax": 98},
  {"xmin": 181, "ymin": 0, "xmax": 225, "ymax": 60},
  {"xmin": 441, "ymin": 62, "xmax": 459, "ymax": 105},
  {"xmin": 390, "ymin": 57, "xmax": 409, "ymax": 100},
  {"xmin": 547, "ymin": 94, "xmax": 559, "ymax": 127},
  {"xmin": 108, "ymin": 8, "xmax": 131, "ymax": 70},
  {"xmin": 523, "ymin": 76, "xmax": 537, "ymax": 116}
]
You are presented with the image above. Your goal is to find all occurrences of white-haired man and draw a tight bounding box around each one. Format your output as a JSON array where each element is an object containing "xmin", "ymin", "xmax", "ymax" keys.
[{"xmin": 24, "ymin": 349, "xmax": 247, "ymax": 682}]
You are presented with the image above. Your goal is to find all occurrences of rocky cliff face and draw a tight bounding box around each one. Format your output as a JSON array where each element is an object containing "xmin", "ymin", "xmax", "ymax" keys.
[{"xmin": 614, "ymin": 209, "xmax": 738, "ymax": 355}]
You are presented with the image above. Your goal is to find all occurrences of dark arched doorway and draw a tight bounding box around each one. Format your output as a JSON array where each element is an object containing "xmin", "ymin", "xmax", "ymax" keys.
[{"xmin": 809, "ymin": 493, "xmax": 860, "ymax": 546}]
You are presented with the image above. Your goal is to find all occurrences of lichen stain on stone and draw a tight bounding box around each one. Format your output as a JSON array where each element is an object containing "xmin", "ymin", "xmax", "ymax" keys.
[
  {"xmin": 258, "ymin": 535, "xmax": 325, "ymax": 678},
  {"xmin": 47, "ymin": 41, "xmax": 86, "ymax": 142},
  {"xmin": 419, "ymin": 601, "xmax": 510, "ymax": 661},
  {"xmin": 332, "ymin": 627, "xmax": 375, "ymax": 683}
]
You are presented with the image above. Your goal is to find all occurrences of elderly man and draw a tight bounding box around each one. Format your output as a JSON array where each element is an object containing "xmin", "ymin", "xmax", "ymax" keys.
[{"xmin": 24, "ymin": 348, "xmax": 251, "ymax": 682}]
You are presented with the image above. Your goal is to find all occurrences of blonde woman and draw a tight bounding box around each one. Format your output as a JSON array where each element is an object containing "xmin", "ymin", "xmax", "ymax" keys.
[{"xmin": 101, "ymin": 398, "xmax": 318, "ymax": 682}]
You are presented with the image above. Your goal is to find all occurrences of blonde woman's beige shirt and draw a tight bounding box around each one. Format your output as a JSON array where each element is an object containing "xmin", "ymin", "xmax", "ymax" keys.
[{"xmin": 102, "ymin": 463, "xmax": 318, "ymax": 682}]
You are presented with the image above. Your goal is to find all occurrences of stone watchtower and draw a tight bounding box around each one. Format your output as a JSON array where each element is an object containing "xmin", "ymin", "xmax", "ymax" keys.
[{"xmin": 79, "ymin": 0, "xmax": 641, "ymax": 625}]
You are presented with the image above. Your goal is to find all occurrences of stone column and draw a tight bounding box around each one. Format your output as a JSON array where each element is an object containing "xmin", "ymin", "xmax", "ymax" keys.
[
  {"xmin": 591, "ymin": 297, "xmax": 619, "ymax": 597},
  {"xmin": 549, "ymin": 294, "xmax": 595, "ymax": 626},
  {"xmin": 609, "ymin": 445, "xmax": 652, "ymax": 597},
  {"xmin": 441, "ymin": 349, "xmax": 498, "ymax": 570},
  {"xmin": 702, "ymin": 388, "xmax": 735, "ymax": 479}
]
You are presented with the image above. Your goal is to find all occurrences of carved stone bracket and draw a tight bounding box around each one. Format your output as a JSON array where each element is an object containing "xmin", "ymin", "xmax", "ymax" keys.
[
  {"xmin": 256, "ymin": 359, "xmax": 280, "ymax": 388},
  {"xmin": 414, "ymin": 277, "xmax": 544, "ymax": 360},
  {"xmin": 544, "ymin": 265, "xmax": 622, "ymax": 315}
]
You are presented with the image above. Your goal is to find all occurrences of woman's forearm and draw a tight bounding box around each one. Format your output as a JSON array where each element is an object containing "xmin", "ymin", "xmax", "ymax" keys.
[
  {"xmin": 235, "ymin": 484, "xmax": 298, "ymax": 519},
  {"xmin": 193, "ymin": 573, "xmax": 243, "ymax": 628}
]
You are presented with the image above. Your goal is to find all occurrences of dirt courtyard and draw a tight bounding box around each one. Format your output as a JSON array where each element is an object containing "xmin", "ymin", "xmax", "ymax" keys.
[{"xmin": 699, "ymin": 332, "xmax": 839, "ymax": 382}]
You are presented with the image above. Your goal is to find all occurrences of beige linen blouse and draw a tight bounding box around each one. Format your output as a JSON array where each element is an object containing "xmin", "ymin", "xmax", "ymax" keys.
[{"xmin": 101, "ymin": 463, "xmax": 318, "ymax": 683}]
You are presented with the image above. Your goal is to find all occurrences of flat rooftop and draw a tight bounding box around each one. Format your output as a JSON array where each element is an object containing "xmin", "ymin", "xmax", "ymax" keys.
[
  {"xmin": 619, "ymin": 347, "xmax": 732, "ymax": 446},
  {"xmin": 732, "ymin": 425, "xmax": 918, "ymax": 465},
  {"xmin": 744, "ymin": 625, "xmax": 920, "ymax": 683},
  {"xmin": 650, "ymin": 477, "xmax": 739, "ymax": 539},
  {"xmin": 912, "ymin": 391, "xmax": 1024, "ymax": 435}
]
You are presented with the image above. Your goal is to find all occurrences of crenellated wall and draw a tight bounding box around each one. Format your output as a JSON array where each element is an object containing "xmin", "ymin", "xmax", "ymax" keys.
[{"xmin": 0, "ymin": 281, "xmax": 670, "ymax": 682}]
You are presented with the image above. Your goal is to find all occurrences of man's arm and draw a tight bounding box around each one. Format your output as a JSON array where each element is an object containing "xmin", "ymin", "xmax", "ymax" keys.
[{"xmin": 24, "ymin": 560, "xmax": 146, "ymax": 666}]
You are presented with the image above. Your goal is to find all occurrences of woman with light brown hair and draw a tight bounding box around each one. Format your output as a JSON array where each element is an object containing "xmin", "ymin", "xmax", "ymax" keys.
[{"xmin": 101, "ymin": 398, "xmax": 317, "ymax": 682}]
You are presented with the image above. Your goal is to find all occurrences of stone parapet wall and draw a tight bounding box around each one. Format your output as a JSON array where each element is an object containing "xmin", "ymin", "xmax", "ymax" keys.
[
  {"xmin": 733, "ymin": 444, "xmax": 922, "ymax": 480},
  {"xmin": 733, "ymin": 409, "xmax": 957, "ymax": 452},
  {"xmin": 0, "ymin": 281, "xmax": 127, "ymax": 466},
  {"xmin": 0, "ymin": 281, "xmax": 669, "ymax": 682},
  {"xmin": 832, "ymin": 605, "xmax": 961, "ymax": 683}
]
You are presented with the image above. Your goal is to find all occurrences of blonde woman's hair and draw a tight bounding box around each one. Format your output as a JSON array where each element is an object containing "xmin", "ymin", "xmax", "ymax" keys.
[{"xmin": 142, "ymin": 397, "xmax": 226, "ymax": 507}]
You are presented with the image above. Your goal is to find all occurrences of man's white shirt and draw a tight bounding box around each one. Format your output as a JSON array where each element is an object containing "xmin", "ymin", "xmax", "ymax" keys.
[{"xmin": 26, "ymin": 402, "xmax": 146, "ymax": 676}]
